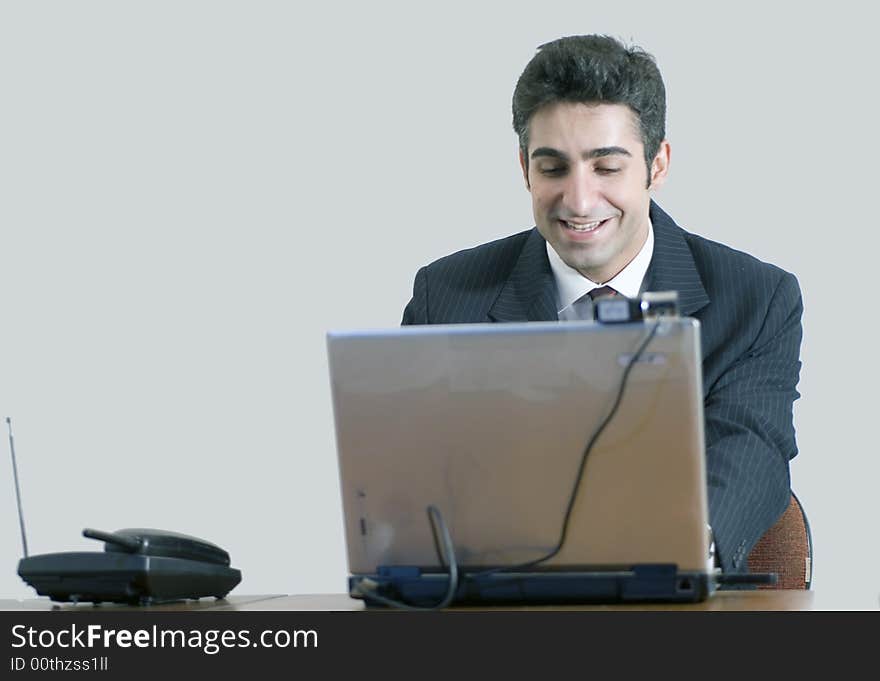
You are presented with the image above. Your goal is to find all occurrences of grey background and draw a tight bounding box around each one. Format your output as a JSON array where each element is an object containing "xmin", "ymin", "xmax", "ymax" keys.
[{"xmin": 0, "ymin": 1, "xmax": 875, "ymax": 608}]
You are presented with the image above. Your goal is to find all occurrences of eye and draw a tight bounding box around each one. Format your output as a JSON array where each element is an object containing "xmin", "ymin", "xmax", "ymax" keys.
[
  {"xmin": 538, "ymin": 166, "xmax": 566, "ymax": 177},
  {"xmin": 596, "ymin": 167, "xmax": 621, "ymax": 175}
]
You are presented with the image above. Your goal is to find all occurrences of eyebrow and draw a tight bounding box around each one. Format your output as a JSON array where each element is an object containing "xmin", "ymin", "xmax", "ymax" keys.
[{"xmin": 530, "ymin": 146, "xmax": 632, "ymax": 161}]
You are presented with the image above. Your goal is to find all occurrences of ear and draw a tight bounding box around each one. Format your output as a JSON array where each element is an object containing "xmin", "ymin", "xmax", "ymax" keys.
[
  {"xmin": 648, "ymin": 140, "xmax": 671, "ymax": 190},
  {"xmin": 518, "ymin": 147, "xmax": 531, "ymax": 190}
]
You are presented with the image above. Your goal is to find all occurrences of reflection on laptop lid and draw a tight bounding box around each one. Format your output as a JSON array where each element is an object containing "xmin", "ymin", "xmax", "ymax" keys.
[{"xmin": 326, "ymin": 318, "xmax": 714, "ymax": 607}]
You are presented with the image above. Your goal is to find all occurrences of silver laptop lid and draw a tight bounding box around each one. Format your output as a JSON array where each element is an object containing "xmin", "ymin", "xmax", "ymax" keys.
[{"xmin": 327, "ymin": 319, "xmax": 709, "ymax": 574}]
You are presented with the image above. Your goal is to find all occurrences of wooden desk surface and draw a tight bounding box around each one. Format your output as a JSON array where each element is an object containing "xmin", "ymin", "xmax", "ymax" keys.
[
  {"xmin": 0, "ymin": 590, "xmax": 823, "ymax": 611},
  {"xmin": 213, "ymin": 591, "xmax": 820, "ymax": 611}
]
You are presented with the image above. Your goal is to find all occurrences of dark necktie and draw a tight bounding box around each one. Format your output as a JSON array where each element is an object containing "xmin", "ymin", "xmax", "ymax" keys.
[
  {"xmin": 558, "ymin": 286, "xmax": 619, "ymax": 321},
  {"xmin": 588, "ymin": 286, "xmax": 618, "ymax": 301}
]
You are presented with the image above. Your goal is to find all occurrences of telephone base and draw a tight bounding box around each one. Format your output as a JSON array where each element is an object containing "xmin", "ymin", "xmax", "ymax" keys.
[{"xmin": 18, "ymin": 552, "xmax": 242, "ymax": 605}]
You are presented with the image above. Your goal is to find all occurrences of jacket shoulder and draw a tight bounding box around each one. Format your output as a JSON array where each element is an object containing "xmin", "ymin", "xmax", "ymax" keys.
[
  {"xmin": 422, "ymin": 229, "xmax": 533, "ymax": 283},
  {"xmin": 402, "ymin": 229, "xmax": 535, "ymax": 325},
  {"xmin": 682, "ymin": 229, "xmax": 799, "ymax": 293}
]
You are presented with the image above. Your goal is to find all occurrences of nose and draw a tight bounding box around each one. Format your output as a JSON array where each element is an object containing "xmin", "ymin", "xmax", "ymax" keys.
[{"xmin": 560, "ymin": 165, "xmax": 601, "ymax": 217}]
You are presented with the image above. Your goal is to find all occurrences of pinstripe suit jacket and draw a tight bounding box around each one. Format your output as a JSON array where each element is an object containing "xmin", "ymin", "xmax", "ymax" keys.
[{"xmin": 401, "ymin": 201, "xmax": 803, "ymax": 575}]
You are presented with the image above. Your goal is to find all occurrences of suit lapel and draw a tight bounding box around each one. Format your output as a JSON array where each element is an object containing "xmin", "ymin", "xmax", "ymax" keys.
[
  {"xmin": 488, "ymin": 228, "xmax": 558, "ymax": 322},
  {"xmin": 644, "ymin": 201, "xmax": 710, "ymax": 317}
]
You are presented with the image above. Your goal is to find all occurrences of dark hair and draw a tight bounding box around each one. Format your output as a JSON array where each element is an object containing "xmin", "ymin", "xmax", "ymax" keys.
[{"xmin": 512, "ymin": 35, "xmax": 666, "ymax": 184}]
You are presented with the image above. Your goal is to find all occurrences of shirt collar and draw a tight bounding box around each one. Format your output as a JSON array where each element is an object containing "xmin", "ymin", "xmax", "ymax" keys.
[{"xmin": 546, "ymin": 219, "xmax": 654, "ymax": 313}]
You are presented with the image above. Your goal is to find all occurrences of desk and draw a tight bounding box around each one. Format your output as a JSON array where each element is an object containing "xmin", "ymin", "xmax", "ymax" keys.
[{"xmin": 0, "ymin": 591, "xmax": 821, "ymax": 611}]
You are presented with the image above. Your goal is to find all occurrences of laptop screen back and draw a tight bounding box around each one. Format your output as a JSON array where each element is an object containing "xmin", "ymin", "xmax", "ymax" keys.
[{"xmin": 327, "ymin": 319, "xmax": 709, "ymax": 575}]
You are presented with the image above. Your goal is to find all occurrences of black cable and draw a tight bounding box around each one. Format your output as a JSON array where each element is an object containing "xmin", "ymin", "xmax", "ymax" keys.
[
  {"xmin": 352, "ymin": 505, "xmax": 459, "ymax": 611},
  {"xmin": 717, "ymin": 573, "xmax": 778, "ymax": 585}
]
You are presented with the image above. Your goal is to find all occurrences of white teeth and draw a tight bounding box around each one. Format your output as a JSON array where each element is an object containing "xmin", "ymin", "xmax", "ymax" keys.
[{"xmin": 565, "ymin": 220, "xmax": 602, "ymax": 232}]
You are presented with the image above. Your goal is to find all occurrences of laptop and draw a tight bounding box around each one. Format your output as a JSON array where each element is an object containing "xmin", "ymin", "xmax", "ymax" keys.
[{"xmin": 326, "ymin": 318, "xmax": 715, "ymax": 606}]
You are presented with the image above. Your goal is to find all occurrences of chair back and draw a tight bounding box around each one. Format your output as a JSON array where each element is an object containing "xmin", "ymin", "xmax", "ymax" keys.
[{"xmin": 747, "ymin": 492, "xmax": 812, "ymax": 589}]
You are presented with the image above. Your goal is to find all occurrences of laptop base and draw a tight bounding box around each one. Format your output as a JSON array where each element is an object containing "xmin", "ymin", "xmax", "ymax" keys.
[{"xmin": 350, "ymin": 564, "xmax": 715, "ymax": 607}]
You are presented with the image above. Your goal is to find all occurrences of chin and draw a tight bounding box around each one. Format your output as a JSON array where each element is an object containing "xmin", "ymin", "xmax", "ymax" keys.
[{"xmin": 559, "ymin": 247, "xmax": 608, "ymax": 272}]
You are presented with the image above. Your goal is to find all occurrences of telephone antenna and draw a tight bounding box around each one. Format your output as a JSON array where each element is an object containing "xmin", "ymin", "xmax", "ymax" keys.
[{"xmin": 6, "ymin": 417, "xmax": 29, "ymax": 558}]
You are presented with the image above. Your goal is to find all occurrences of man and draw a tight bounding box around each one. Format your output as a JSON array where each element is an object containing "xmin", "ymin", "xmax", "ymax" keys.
[{"xmin": 401, "ymin": 35, "xmax": 802, "ymax": 577}]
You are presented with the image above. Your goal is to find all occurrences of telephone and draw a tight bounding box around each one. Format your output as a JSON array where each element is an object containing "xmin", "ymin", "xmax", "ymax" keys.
[
  {"xmin": 17, "ymin": 527, "xmax": 242, "ymax": 605},
  {"xmin": 7, "ymin": 418, "xmax": 242, "ymax": 605}
]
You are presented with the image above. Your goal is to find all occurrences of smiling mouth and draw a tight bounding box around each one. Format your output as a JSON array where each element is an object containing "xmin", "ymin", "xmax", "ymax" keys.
[{"xmin": 559, "ymin": 218, "xmax": 612, "ymax": 233}]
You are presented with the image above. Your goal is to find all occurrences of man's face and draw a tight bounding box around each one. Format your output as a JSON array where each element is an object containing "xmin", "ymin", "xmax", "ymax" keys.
[{"xmin": 520, "ymin": 102, "xmax": 669, "ymax": 283}]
